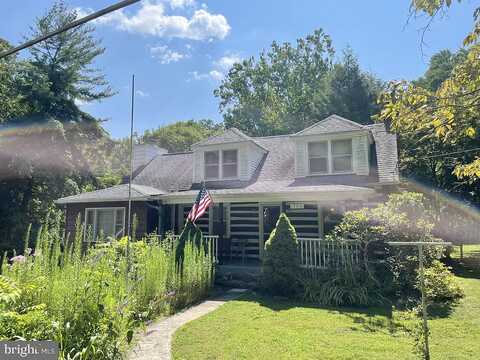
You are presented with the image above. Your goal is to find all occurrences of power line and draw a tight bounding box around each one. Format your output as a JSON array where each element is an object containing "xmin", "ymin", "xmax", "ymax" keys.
[
  {"xmin": 0, "ymin": 0, "xmax": 141, "ymax": 60},
  {"xmin": 406, "ymin": 147, "xmax": 480, "ymax": 161}
]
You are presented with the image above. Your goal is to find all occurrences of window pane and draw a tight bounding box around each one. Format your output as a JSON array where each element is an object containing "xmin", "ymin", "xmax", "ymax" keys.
[
  {"xmin": 205, "ymin": 151, "xmax": 219, "ymax": 164},
  {"xmin": 223, "ymin": 164, "xmax": 238, "ymax": 178},
  {"xmin": 115, "ymin": 209, "xmax": 125, "ymax": 237},
  {"xmin": 308, "ymin": 142, "xmax": 328, "ymax": 157},
  {"xmin": 85, "ymin": 210, "xmax": 95, "ymax": 240},
  {"xmin": 333, "ymin": 155, "xmax": 352, "ymax": 172},
  {"xmin": 309, "ymin": 158, "xmax": 327, "ymax": 173},
  {"xmin": 222, "ymin": 149, "xmax": 237, "ymax": 164},
  {"xmin": 332, "ymin": 139, "xmax": 352, "ymax": 156},
  {"xmin": 86, "ymin": 209, "xmax": 94, "ymax": 225},
  {"xmin": 96, "ymin": 209, "xmax": 115, "ymax": 238},
  {"xmin": 205, "ymin": 165, "xmax": 219, "ymax": 179}
]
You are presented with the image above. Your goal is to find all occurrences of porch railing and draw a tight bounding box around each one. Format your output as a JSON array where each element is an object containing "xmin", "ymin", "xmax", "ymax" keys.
[
  {"xmin": 168, "ymin": 234, "xmax": 219, "ymax": 261},
  {"xmin": 298, "ymin": 238, "xmax": 361, "ymax": 269}
]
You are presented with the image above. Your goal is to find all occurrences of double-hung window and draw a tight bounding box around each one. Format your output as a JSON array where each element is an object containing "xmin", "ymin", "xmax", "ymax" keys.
[
  {"xmin": 331, "ymin": 139, "xmax": 353, "ymax": 172},
  {"xmin": 204, "ymin": 149, "xmax": 238, "ymax": 180},
  {"xmin": 204, "ymin": 151, "xmax": 220, "ymax": 179},
  {"xmin": 308, "ymin": 138, "xmax": 353, "ymax": 174},
  {"xmin": 222, "ymin": 149, "xmax": 238, "ymax": 178},
  {"xmin": 308, "ymin": 141, "xmax": 329, "ymax": 174},
  {"xmin": 85, "ymin": 207, "xmax": 125, "ymax": 241}
]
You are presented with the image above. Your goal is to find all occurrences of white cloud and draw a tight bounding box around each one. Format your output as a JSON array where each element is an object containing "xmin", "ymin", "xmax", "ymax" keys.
[
  {"xmin": 135, "ymin": 90, "xmax": 150, "ymax": 97},
  {"xmin": 190, "ymin": 71, "xmax": 210, "ymax": 81},
  {"xmin": 208, "ymin": 70, "xmax": 224, "ymax": 81},
  {"xmin": 150, "ymin": 45, "xmax": 187, "ymax": 64},
  {"xmin": 168, "ymin": 0, "xmax": 196, "ymax": 9},
  {"xmin": 77, "ymin": 1, "xmax": 230, "ymax": 41},
  {"xmin": 191, "ymin": 52, "xmax": 242, "ymax": 82},
  {"xmin": 214, "ymin": 54, "xmax": 242, "ymax": 71}
]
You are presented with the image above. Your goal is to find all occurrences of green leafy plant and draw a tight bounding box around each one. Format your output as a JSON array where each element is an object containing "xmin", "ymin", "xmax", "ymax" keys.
[
  {"xmin": 261, "ymin": 213, "xmax": 300, "ymax": 296},
  {"xmin": 0, "ymin": 220, "xmax": 214, "ymax": 360},
  {"xmin": 421, "ymin": 260, "xmax": 464, "ymax": 304}
]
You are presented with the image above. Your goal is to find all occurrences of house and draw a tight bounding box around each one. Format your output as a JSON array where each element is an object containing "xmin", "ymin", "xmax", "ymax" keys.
[{"xmin": 55, "ymin": 114, "xmax": 399, "ymax": 263}]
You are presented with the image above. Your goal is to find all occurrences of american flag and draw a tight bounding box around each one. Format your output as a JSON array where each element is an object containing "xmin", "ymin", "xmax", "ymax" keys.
[{"xmin": 187, "ymin": 183, "xmax": 213, "ymax": 223}]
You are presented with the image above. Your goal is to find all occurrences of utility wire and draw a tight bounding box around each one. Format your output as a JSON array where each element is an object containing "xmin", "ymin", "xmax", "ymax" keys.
[
  {"xmin": 0, "ymin": 0, "xmax": 140, "ymax": 59},
  {"xmin": 407, "ymin": 147, "xmax": 480, "ymax": 161}
]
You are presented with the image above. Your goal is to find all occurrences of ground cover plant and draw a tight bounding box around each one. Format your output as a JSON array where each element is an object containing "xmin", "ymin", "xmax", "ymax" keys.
[{"xmin": 0, "ymin": 219, "xmax": 214, "ymax": 360}]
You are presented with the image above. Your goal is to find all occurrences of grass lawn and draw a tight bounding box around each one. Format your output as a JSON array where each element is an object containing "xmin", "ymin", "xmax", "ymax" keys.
[{"xmin": 172, "ymin": 245, "xmax": 480, "ymax": 360}]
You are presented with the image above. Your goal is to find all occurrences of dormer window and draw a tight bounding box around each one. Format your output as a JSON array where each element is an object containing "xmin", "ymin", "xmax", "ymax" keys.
[
  {"xmin": 205, "ymin": 151, "xmax": 220, "ymax": 179},
  {"xmin": 331, "ymin": 139, "xmax": 353, "ymax": 172},
  {"xmin": 222, "ymin": 149, "xmax": 238, "ymax": 178},
  {"xmin": 204, "ymin": 149, "xmax": 238, "ymax": 180},
  {"xmin": 308, "ymin": 138, "xmax": 353, "ymax": 175},
  {"xmin": 308, "ymin": 141, "xmax": 328, "ymax": 174}
]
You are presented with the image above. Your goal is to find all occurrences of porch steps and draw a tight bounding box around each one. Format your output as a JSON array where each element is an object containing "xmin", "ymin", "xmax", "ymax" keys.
[{"xmin": 215, "ymin": 265, "xmax": 261, "ymax": 289}]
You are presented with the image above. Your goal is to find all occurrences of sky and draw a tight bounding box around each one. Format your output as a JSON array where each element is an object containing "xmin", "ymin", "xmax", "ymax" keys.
[{"xmin": 0, "ymin": 0, "xmax": 477, "ymax": 138}]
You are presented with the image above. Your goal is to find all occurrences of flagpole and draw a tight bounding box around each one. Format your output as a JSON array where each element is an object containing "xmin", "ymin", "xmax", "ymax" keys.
[{"xmin": 126, "ymin": 74, "xmax": 135, "ymax": 285}]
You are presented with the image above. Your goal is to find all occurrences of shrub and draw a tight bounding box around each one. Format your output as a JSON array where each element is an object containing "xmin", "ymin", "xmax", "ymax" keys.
[
  {"xmin": 261, "ymin": 213, "xmax": 299, "ymax": 296},
  {"xmin": 328, "ymin": 192, "xmax": 462, "ymax": 308},
  {"xmin": 421, "ymin": 260, "xmax": 464, "ymax": 304}
]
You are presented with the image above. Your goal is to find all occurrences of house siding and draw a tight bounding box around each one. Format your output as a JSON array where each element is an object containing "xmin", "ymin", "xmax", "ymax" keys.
[{"xmin": 64, "ymin": 201, "xmax": 149, "ymax": 241}]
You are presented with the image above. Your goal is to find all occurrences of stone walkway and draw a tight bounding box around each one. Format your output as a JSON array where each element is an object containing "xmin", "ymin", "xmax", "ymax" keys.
[{"xmin": 128, "ymin": 288, "xmax": 248, "ymax": 360}]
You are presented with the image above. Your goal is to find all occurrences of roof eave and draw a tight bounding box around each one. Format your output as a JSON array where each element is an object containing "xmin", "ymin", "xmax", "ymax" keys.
[
  {"xmin": 55, "ymin": 195, "xmax": 158, "ymax": 205},
  {"xmin": 160, "ymin": 187, "xmax": 375, "ymax": 204}
]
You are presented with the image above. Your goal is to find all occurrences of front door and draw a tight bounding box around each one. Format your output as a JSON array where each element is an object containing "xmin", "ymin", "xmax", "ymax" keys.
[{"xmin": 260, "ymin": 205, "xmax": 281, "ymax": 258}]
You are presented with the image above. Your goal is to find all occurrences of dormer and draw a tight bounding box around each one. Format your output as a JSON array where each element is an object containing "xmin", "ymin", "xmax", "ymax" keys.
[
  {"xmin": 291, "ymin": 114, "xmax": 372, "ymax": 177},
  {"xmin": 191, "ymin": 128, "xmax": 267, "ymax": 183}
]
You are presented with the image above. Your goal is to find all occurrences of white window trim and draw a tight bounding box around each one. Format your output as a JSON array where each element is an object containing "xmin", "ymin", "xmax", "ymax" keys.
[
  {"xmin": 308, "ymin": 138, "xmax": 354, "ymax": 175},
  {"xmin": 84, "ymin": 207, "xmax": 126, "ymax": 242},
  {"xmin": 204, "ymin": 148, "xmax": 239, "ymax": 180}
]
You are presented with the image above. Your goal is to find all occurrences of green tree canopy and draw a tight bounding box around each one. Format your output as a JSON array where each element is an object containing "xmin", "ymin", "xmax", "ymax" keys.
[
  {"xmin": 142, "ymin": 119, "xmax": 223, "ymax": 153},
  {"xmin": 214, "ymin": 29, "xmax": 381, "ymax": 136},
  {"xmin": 15, "ymin": 1, "xmax": 113, "ymax": 122},
  {"xmin": 414, "ymin": 49, "xmax": 467, "ymax": 91},
  {"xmin": 326, "ymin": 48, "xmax": 383, "ymax": 124},
  {"xmin": 378, "ymin": 3, "xmax": 480, "ymax": 188},
  {"xmin": 0, "ymin": 1, "xmax": 116, "ymax": 252}
]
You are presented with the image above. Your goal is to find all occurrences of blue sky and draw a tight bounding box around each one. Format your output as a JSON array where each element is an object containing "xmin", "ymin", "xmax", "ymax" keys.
[{"xmin": 0, "ymin": 0, "xmax": 476, "ymax": 138}]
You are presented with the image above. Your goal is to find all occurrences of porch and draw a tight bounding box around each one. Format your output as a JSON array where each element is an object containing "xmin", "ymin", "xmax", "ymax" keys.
[
  {"xmin": 161, "ymin": 201, "xmax": 360, "ymax": 265},
  {"xmin": 169, "ymin": 234, "xmax": 361, "ymax": 270}
]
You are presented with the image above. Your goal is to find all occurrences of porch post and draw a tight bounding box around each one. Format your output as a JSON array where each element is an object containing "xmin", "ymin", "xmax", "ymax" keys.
[{"xmin": 317, "ymin": 203, "xmax": 324, "ymax": 239}]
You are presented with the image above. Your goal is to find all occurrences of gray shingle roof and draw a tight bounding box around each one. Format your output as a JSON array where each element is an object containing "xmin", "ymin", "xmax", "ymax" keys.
[
  {"xmin": 293, "ymin": 114, "xmax": 365, "ymax": 136},
  {"xmin": 56, "ymin": 116, "xmax": 399, "ymax": 204},
  {"xmin": 192, "ymin": 127, "xmax": 268, "ymax": 151},
  {"xmin": 133, "ymin": 152, "xmax": 194, "ymax": 192},
  {"xmin": 55, "ymin": 184, "xmax": 163, "ymax": 204},
  {"xmin": 366, "ymin": 123, "xmax": 399, "ymax": 183}
]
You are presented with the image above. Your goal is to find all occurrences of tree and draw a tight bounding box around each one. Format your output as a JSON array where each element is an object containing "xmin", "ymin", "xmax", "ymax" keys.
[
  {"xmin": 0, "ymin": 2, "xmax": 115, "ymax": 253},
  {"xmin": 327, "ymin": 48, "xmax": 383, "ymax": 124},
  {"xmin": 378, "ymin": 3, "xmax": 480, "ymax": 187},
  {"xmin": 214, "ymin": 30, "xmax": 381, "ymax": 136},
  {"xmin": 0, "ymin": 39, "xmax": 28, "ymax": 122},
  {"xmin": 215, "ymin": 29, "xmax": 335, "ymax": 136},
  {"xmin": 15, "ymin": 1, "xmax": 113, "ymax": 122},
  {"xmin": 142, "ymin": 119, "xmax": 223, "ymax": 152},
  {"xmin": 414, "ymin": 49, "xmax": 467, "ymax": 91},
  {"xmin": 261, "ymin": 213, "xmax": 300, "ymax": 296}
]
